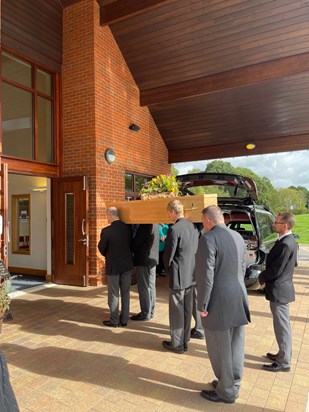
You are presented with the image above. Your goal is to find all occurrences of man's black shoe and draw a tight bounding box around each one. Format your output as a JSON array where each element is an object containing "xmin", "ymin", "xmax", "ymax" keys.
[
  {"xmin": 103, "ymin": 320, "xmax": 118, "ymax": 328},
  {"xmin": 190, "ymin": 329, "xmax": 204, "ymax": 340},
  {"xmin": 162, "ymin": 341, "xmax": 184, "ymax": 354},
  {"xmin": 200, "ymin": 390, "xmax": 235, "ymax": 404},
  {"xmin": 184, "ymin": 343, "xmax": 188, "ymax": 352},
  {"xmin": 119, "ymin": 322, "xmax": 127, "ymax": 327},
  {"xmin": 262, "ymin": 362, "xmax": 290, "ymax": 372},
  {"xmin": 211, "ymin": 380, "xmax": 239, "ymax": 398},
  {"xmin": 266, "ymin": 352, "xmax": 278, "ymax": 361},
  {"xmin": 130, "ymin": 313, "xmax": 148, "ymax": 321}
]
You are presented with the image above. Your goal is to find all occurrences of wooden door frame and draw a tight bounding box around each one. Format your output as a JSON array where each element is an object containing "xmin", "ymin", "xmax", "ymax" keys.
[
  {"xmin": 51, "ymin": 175, "xmax": 89, "ymax": 286},
  {"xmin": 0, "ymin": 162, "xmax": 9, "ymax": 267}
]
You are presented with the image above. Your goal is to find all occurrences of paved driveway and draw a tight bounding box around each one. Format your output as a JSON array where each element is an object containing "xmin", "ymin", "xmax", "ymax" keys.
[
  {"xmin": 2, "ymin": 260, "xmax": 309, "ymax": 411},
  {"xmin": 299, "ymin": 244, "xmax": 309, "ymax": 262}
]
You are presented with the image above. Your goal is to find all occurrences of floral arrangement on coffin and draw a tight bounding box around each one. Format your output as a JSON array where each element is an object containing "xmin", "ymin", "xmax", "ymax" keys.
[{"xmin": 139, "ymin": 174, "xmax": 181, "ymax": 200}]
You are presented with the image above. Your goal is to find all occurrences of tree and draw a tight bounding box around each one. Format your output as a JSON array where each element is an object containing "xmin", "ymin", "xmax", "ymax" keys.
[
  {"xmin": 273, "ymin": 188, "xmax": 305, "ymax": 213},
  {"xmin": 288, "ymin": 186, "xmax": 309, "ymax": 210},
  {"xmin": 234, "ymin": 167, "xmax": 276, "ymax": 209},
  {"xmin": 205, "ymin": 161, "xmax": 276, "ymax": 209},
  {"xmin": 187, "ymin": 167, "xmax": 202, "ymax": 174},
  {"xmin": 171, "ymin": 164, "xmax": 179, "ymax": 176},
  {"xmin": 205, "ymin": 160, "xmax": 235, "ymax": 174}
]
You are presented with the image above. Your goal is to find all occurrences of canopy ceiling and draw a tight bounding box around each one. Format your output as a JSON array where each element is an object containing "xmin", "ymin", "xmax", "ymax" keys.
[{"xmin": 69, "ymin": 0, "xmax": 309, "ymax": 163}]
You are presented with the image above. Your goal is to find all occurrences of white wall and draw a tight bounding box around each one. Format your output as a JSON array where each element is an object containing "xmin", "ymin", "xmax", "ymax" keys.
[{"xmin": 8, "ymin": 174, "xmax": 50, "ymax": 272}]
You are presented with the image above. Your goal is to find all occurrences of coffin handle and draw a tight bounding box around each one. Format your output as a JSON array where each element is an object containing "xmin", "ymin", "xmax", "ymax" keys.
[{"xmin": 184, "ymin": 204, "xmax": 197, "ymax": 212}]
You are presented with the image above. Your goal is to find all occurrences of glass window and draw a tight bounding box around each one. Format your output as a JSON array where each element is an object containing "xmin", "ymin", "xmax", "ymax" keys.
[
  {"xmin": 11, "ymin": 194, "xmax": 31, "ymax": 255},
  {"xmin": 2, "ymin": 83, "xmax": 33, "ymax": 159},
  {"xmin": 125, "ymin": 172, "xmax": 152, "ymax": 200},
  {"xmin": 256, "ymin": 210, "xmax": 277, "ymax": 245},
  {"xmin": 1, "ymin": 51, "xmax": 55, "ymax": 164},
  {"xmin": 2, "ymin": 52, "xmax": 32, "ymax": 87},
  {"xmin": 125, "ymin": 173, "xmax": 133, "ymax": 192},
  {"xmin": 65, "ymin": 193, "xmax": 75, "ymax": 265},
  {"xmin": 37, "ymin": 96, "xmax": 53, "ymax": 162},
  {"xmin": 37, "ymin": 69, "xmax": 51, "ymax": 96},
  {"xmin": 135, "ymin": 175, "xmax": 150, "ymax": 193}
]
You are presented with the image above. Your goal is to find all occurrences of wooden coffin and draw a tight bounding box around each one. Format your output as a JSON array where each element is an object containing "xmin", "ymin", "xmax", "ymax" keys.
[{"xmin": 106, "ymin": 194, "xmax": 217, "ymax": 224}]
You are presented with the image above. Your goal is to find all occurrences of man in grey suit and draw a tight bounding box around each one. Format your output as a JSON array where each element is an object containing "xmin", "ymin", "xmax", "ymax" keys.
[
  {"xmin": 259, "ymin": 212, "xmax": 297, "ymax": 372},
  {"xmin": 195, "ymin": 205, "xmax": 250, "ymax": 404},
  {"xmin": 162, "ymin": 200, "xmax": 199, "ymax": 353},
  {"xmin": 98, "ymin": 207, "xmax": 133, "ymax": 327},
  {"xmin": 131, "ymin": 224, "xmax": 159, "ymax": 321}
]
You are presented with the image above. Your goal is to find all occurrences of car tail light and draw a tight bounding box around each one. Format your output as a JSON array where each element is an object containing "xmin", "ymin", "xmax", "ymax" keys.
[{"xmin": 247, "ymin": 235, "xmax": 258, "ymax": 250}]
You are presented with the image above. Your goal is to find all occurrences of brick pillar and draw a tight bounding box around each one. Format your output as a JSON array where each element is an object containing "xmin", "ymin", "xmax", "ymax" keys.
[{"xmin": 63, "ymin": 0, "xmax": 170, "ymax": 285}]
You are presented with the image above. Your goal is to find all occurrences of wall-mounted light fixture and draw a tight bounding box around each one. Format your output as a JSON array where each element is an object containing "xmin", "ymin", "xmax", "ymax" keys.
[
  {"xmin": 105, "ymin": 148, "xmax": 116, "ymax": 164},
  {"xmin": 32, "ymin": 187, "xmax": 47, "ymax": 192},
  {"xmin": 246, "ymin": 143, "xmax": 256, "ymax": 150},
  {"xmin": 129, "ymin": 123, "xmax": 140, "ymax": 132}
]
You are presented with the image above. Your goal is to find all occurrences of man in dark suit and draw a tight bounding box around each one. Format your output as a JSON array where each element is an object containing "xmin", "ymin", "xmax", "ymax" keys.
[
  {"xmin": 0, "ymin": 351, "xmax": 19, "ymax": 411},
  {"xmin": 131, "ymin": 224, "xmax": 159, "ymax": 321},
  {"xmin": 162, "ymin": 200, "xmax": 199, "ymax": 353},
  {"xmin": 259, "ymin": 212, "xmax": 297, "ymax": 372},
  {"xmin": 195, "ymin": 205, "xmax": 250, "ymax": 404},
  {"xmin": 98, "ymin": 207, "xmax": 133, "ymax": 327}
]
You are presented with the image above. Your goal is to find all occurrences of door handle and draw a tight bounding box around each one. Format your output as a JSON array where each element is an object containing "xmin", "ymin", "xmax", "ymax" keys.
[
  {"xmin": 81, "ymin": 218, "xmax": 86, "ymax": 236},
  {"xmin": 7, "ymin": 220, "xmax": 10, "ymax": 243},
  {"xmin": 78, "ymin": 235, "xmax": 88, "ymax": 246}
]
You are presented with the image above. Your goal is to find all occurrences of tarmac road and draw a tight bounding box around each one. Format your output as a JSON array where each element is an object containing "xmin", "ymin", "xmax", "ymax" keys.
[{"xmin": 298, "ymin": 244, "xmax": 309, "ymax": 262}]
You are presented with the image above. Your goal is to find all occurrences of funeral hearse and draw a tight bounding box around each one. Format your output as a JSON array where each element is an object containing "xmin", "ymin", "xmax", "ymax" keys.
[{"xmin": 177, "ymin": 173, "xmax": 278, "ymax": 290}]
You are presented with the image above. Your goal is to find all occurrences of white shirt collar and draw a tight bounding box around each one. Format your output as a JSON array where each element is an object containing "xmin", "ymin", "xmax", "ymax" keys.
[{"xmin": 278, "ymin": 230, "xmax": 292, "ymax": 241}]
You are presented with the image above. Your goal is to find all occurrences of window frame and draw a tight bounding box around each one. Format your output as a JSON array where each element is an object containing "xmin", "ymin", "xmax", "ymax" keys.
[
  {"xmin": 1, "ymin": 48, "xmax": 59, "ymax": 166},
  {"xmin": 125, "ymin": 172, "xmax": 153, "ymax": 200}
]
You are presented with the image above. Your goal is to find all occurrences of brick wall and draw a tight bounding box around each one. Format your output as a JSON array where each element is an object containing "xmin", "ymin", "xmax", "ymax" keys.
[{"xmin": 62, "ymin": 0, "xmax": 170, "ymax": 284}]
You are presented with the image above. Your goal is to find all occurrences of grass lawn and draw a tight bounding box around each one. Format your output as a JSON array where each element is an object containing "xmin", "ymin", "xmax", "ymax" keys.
[{"xmin": 294, "ymin": 214, "xmax": 309, "ymax": 244}]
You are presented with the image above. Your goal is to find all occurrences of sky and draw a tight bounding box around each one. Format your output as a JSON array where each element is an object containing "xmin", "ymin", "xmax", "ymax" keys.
[{"xmin": 174, "ymin": 150, "xmax": 309, "ymax": 190}]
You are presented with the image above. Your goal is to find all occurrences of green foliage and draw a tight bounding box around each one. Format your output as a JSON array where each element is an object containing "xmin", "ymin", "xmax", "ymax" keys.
[
  {"xmin": 271, "ymin": 188, "xmax": 308, "ymax": 214},
  {"xmin": 206, "ymin": 160, "xmax": 235, "ymax": 174},
  {"xmin": 234, "ymin": 167, "xmax": 276, "ymax": 209},
  {"xmin": 294, "ymin": 214, "xmax": 309, "ymax": 243},
  {"xmin": 0, "ymin": 280, "xmax": 11, "ymax": 313},
  {"xmin": 139, "ymin": 174, "xmax": 181, "ymax": 196},
  {"xmin": 187, "ymin": 167, "xmax": 203, "ymax": 174},
  {"xmin": 189, "ymin": 186, "xmax": 205, "ymax": 195},
  {"xmin": 175, "ymin": 160, "xmax": 309, "ymax": 214},
  {"xmin": 171, "ymin": 164, "xmax": 179, "ymax": 176},
  {"xmin": 205, "ymin": 161, "xmax": 276, "ymax": 209}
]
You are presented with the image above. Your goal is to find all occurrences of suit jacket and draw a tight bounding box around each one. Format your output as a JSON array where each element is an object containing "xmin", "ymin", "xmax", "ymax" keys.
[
  {"xmin": 132, "ymin": 224, "xmax": 159, "ymax": 267},
  {"xmin": 0, "ymin": 351, "xmax": 20, "ymax": 411},
  {"xmin": 195, "ymin": 224, "xmax": 250, "ymax": 331},
  {"xmin": 259, "ymin": 234, "xmax": 297, "ymax": 303},
  {"xmin": 163, "ymin": 217, "xmax": 199, "ymax": 290},
  {"xmin": 98, "ymin": 220, "xmax": 133, "ymax": 275}
]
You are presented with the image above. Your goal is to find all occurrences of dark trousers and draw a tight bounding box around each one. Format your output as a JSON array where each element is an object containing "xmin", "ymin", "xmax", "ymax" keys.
[{"xmin": 156, "ymin": 251, "xmax": 165, "ymax": 274}]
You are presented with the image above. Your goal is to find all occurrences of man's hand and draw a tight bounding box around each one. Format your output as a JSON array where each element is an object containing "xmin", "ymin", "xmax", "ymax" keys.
[{"xmin": 199, "ymin": 311, "xmax": 208, "ymax": 317}]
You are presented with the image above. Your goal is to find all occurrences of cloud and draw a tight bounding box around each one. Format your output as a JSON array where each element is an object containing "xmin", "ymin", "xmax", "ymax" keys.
[{"xmin": 174, "ymin": 150, "xmax": 309, "ymax": 189}]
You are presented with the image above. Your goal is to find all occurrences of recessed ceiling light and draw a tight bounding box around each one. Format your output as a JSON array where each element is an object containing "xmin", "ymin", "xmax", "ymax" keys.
[{"xmin": 246, "ymin": 143, "xmax": 256, "ymax": 150}]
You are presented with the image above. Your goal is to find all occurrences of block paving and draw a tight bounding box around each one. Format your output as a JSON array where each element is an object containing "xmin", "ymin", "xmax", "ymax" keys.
[{"xmin": 2, "ymin": 255, "xmax": 309, "ymax": 411}]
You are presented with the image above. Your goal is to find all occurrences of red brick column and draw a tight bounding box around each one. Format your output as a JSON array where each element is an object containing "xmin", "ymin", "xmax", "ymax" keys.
[{"xmin": 62, "ymin": 0, "xmax": 169, "ymax": 285}]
